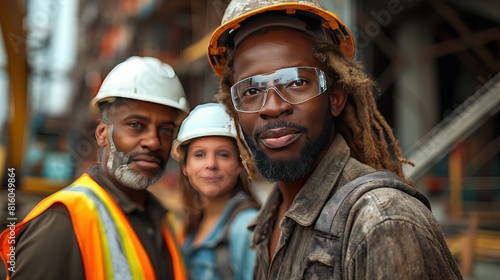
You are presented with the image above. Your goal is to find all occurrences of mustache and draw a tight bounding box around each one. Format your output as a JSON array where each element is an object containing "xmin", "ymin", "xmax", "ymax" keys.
[
  {"xmin": 254, "ymin": 120, "xmax": 307, "ymax": 139},
  {"xmin": 127, "ymin": 151, "xmax": 165, "ymax": 166}
]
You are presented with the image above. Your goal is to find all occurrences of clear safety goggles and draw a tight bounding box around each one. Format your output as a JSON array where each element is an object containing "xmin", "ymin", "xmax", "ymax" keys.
[{"xmin": 230, "ymin": 66, "xmax": 328, "ymax": 113}]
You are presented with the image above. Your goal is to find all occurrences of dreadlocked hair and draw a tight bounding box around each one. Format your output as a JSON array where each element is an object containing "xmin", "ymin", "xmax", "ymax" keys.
[
  {"xmin": 216, "ymin": 36, "xmax": 413, "ymax": 185},
  {"xmin": 216, "ymin": 76, "xmax": 258, "ymax": 181},
  {"xmin": 313, "ymin": 40, "xmax": 414, "ymax": 185}
]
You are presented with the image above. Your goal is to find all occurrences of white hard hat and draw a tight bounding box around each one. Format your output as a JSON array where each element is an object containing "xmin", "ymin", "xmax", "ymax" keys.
[
  {"xmin": 171, "ymin": 103, "xmax": 237, "ymax": 161},
  {"xmin": 91, "ymin": 56, "xmax": 189, "ymax": 113}
]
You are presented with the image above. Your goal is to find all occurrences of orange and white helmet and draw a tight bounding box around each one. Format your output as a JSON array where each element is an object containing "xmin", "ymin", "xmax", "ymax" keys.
[{"xmin": 207, "ymin": 0, "xmax": 355, "ymax": 77}]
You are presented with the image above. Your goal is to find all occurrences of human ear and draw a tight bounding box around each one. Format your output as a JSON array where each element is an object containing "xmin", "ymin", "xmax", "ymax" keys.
[
  {"xmin": 95, "ymin": 122, "xmax": 109, "ymax": 147},
  {"xmin": 329, "ymin": 89, "xmax": 347, "ymax": 117}
]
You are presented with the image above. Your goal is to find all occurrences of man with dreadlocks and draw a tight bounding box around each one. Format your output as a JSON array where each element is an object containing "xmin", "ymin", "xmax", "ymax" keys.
[{"xmin": 206, "ymin": 0, "xmax": 462, "ymax": 279}]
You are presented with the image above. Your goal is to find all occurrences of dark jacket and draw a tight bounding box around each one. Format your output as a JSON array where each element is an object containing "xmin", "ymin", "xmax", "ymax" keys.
[{"xmin": 249, "ymin": 135, "xmax": 463, "ymax": 279}]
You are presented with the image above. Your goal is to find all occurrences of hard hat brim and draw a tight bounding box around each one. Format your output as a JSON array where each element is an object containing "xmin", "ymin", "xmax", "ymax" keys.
[{"xmin": 207, "ymin": 3, "xmax": 355, "ymax": 77}]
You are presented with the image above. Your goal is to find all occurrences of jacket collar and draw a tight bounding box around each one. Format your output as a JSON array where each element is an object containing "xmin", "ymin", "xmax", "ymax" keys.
[
  {"xmin": 248, "ymin": 134, "xmax": 351, "ymax": 230},
  {"xmin": 286, "ymin": 134, "xmax": 351, "ymax": 226}
]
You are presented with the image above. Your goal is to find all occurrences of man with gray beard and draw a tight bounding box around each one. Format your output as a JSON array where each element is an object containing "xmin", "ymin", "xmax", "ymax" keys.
[{"xmin": 0, "ymin": 56, "xmax": 190, "ymax": 280}]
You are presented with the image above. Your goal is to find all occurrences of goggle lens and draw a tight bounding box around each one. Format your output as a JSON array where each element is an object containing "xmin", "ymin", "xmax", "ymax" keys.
[{"xmin": 230, "ymin": 66, "xmax": 327, "ymax": 113}]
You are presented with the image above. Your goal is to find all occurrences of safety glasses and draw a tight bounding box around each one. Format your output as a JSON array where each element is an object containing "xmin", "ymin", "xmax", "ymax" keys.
[{"xmin": 230, "ymin": 66, "xmax": 328, "ymax": 113}]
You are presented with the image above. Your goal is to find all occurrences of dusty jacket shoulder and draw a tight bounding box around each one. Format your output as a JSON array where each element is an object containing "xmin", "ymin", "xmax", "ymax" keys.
[{"xmin": 342, "ymin": 187, "xmax": 463, "ymax": 279}]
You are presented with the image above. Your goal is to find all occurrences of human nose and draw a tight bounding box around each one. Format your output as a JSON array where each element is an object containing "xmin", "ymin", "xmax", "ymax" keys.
[
  {"xmin": 205, "ymin": 154, "xmax": 218, "ymax": 170},
  {"xmin": 259, "ymin": 86, "xmax": 293, "ymax": 117},
  {"xmin": 141, "ymin": 128, "xmax": 161, "ymax": 151}
]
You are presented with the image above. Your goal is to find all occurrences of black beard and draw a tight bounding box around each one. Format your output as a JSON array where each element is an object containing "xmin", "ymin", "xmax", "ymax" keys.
[{"xmin": 243, "ymin": 110, "xmax": 334, "ymax": 182}]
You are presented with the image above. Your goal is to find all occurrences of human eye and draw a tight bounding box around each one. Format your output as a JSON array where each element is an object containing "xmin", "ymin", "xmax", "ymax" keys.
[
  {"xmin": 241, "ymin": 87, "xmax": 263, "ymax": 97},
  {"xmin": 159, "ymin": 126, "xmax": 175, "ymax": 136},
  {"xmin": 217, "ymin": 151, "xmax": 231, "ymax": 158},
  {"xmin": 127, "ymin": 122, "xmax": 144, "ymax": 130},
  {"xmin": 286, "ymin": 78, "xmax": 308, "ymax": 89},
  {"xmin": 193, "ymin": 152, "xmax": 205, "ymax": 158}
]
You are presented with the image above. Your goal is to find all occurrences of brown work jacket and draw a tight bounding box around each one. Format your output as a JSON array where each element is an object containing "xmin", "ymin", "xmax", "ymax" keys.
[{"xmin": 249, "ymin": 135, "xmax": 463, "ymax": 279}]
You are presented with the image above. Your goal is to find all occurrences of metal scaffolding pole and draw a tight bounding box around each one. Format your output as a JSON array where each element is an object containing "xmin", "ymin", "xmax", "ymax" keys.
[{"xmin": 403, "ymin": 74, "xmax": 500, "ymax": 181}]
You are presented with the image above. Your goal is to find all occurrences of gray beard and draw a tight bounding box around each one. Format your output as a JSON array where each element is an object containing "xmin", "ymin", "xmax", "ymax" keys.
[
  {"xmin": 113, "ymin": 162, "xmax": 162, "ymax": 191},
  {"xmin": 106, "ymin": 125, "xmax": 163, "ymax": 190},
  {"xmin": 243, "ymin": 111, "xmax": 333, "ymax": 182}
]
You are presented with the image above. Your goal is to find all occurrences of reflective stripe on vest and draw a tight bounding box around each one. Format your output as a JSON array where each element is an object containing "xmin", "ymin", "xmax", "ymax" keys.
[
  {"xmin": 67, "ymin": 185, "xmax": 137, "ymax": 279},
  {"xmin": 0, "ymin": 174, "xmax": 187, "ymax": 280}
]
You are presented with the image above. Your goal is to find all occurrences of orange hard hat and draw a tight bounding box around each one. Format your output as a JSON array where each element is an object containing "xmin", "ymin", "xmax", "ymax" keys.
[{"xmin": 207, "ymin": 0, "xmax": 355, "ymax": 77}]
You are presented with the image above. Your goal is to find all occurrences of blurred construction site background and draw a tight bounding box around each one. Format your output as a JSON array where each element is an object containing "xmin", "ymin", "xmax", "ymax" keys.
[{"xmin": 0, "ymin": 0, "xmax": 499, "ymax": 278}]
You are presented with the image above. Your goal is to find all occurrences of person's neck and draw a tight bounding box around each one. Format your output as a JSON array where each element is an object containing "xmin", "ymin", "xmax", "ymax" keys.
[
  {"xmin": 203, "ymin": 195, "xmax": 230, "ymax": 219},
  {"xmin": 276, "ymin": 176, "xmax": 309, "ymax": 210},
  {"xmin": 275, "ymin": 136, "xmax": 333, "ymax": 210},
  {"xmin": 117, "ymin": 184, "xmax": 148, "ymax": 206},
  {"xmin": 192, "ymin": 195, "xmax": 231, "ymax": 245}
]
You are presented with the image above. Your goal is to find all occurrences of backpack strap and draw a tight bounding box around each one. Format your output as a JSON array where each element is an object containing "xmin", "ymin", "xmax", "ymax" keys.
[
  {"xmin": 314, "ymin": 171, "xmax": 431, "ymax": 279},
  {"xmin": 216, "ymin": 198, "xmax": 259, "ymax": 280}
]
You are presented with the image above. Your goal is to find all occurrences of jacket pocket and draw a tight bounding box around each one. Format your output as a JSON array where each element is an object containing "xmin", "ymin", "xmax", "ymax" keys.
[{"xmin": 296, "ymin": 235, "xmax": 337, "ymax": 280}]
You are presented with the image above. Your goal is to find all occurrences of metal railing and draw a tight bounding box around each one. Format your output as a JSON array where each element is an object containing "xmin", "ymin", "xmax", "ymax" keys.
[{"xmin": 403, "ymin": 74, "xmax": 500, "ymax": 181}]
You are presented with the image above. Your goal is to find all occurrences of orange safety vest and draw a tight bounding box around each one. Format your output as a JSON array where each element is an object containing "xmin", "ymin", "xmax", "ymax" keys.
[{"xmin": 0, "ymin": 174, "xmax": 187, "ymax": 280}]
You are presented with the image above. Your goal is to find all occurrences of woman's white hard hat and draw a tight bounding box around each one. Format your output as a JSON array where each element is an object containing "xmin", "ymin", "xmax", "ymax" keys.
[{"xmin": 171, "ymin": 103, "xmax": 237, "ymax": 161}]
